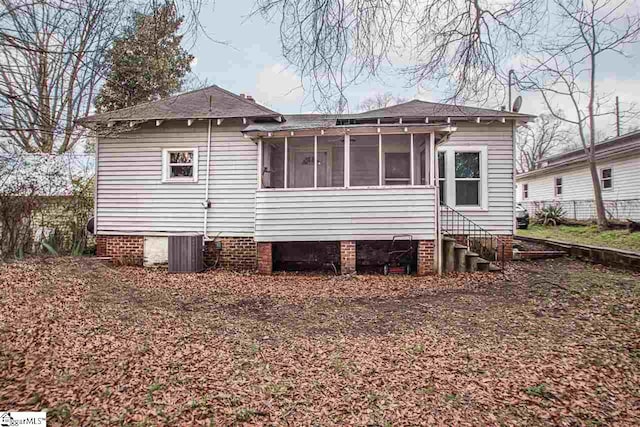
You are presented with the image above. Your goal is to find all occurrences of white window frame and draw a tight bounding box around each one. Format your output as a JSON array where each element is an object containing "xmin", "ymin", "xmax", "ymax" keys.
[
  {"xmin": 600, "ymin": 167, "xmax": 613, "ymax": 191},
  {"xmin": 162, "ymin": 148, "xmax": 199, "ymax": 183},
  {"xmin": 523, "ymin": 183, "xmax": 529, "ymax": 200},
  {"xmin": 437, "ymin": 151, "xmax": 446, "ymax": 204},
  {"xmin": 554, "ymin": 176, "xmax": 563, "ymax": 197},
  {"xmin": 437, "ymin": 145, "xmax": 488, "ymax": 211}
]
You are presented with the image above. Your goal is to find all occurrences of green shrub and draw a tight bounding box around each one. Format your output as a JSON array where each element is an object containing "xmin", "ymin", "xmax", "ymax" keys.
[{"xmin": 535, "ymin": 205, "xmax": 566, "ymax": 226}]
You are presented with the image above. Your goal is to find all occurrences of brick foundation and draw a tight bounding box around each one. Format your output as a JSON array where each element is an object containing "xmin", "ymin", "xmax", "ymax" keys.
[
  {"xmin": 95, "ymin": 235, "xmax": 144, "ymax": 265},
  {"xmin": 257, "ymin": 242, "xmax": 273, "ymax": 274},
  {"xmin": 417, "ymin": 240, "xmax": 436, "ymax": 276},
  {"xmin": 497, "ymin": 235, "xmax": 513, "ymax": 261},
  {"xmin": 204, "ymin": 237, "xmax": 257, "ymax": 271},
  {"xmin": 340, "ymin": 241, "xmax": 356, "ymax": 275}
]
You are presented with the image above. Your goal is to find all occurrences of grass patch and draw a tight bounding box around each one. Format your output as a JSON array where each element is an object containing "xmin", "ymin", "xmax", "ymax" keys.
[
  {"xmin": 525, "ymin": 384, "xmax": 554, "ymax": 400},
  {"xmin": 518, "ymin": 224, "xmax": 640, "ymax": 252},
  {"xmin": 565, "ymin": 267, "xmax": 640, "ymax": 297},
  {"xmin": 235, "ymin": 408, "xmax": 256, "ymax": 422}
]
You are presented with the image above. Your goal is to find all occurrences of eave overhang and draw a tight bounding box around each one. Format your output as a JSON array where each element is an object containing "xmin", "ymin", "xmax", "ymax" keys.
[{"xmin": 243, "ymin": 124, "xmax": 458, "ymax": 139}]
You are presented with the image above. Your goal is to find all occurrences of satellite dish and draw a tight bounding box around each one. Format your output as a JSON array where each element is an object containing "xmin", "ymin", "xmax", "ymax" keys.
[{"xmin": 512, "ymin": 96, "xmax": 523, "ymax": 113}]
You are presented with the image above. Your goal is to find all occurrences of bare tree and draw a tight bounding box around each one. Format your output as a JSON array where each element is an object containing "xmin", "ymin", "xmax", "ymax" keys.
[
  {"xmin": 520, "ymin": 0, "xmax": 640, "ymax": 229},
  {"xmin": 0, "ymin": 0, "xmax": 129, "ymax": 154},
  {"xmin": 254, "ymin": 0, "xmax": 541, "ymax": 111},
  {"xmin": 358, "ymin": 92, "xmax": 407, "ymax": 112},
  {"xmin": 516, "ymin": 113, "xmax": 571, "ymax": 173},
  {"xmin": 0, "ymin": 0, "xmax": 218, "ymax": 154}
]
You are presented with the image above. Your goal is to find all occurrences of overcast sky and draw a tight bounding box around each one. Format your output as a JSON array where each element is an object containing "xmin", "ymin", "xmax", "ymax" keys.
[{"xmin": 189, "ymin": 1, "xmax": 640, "ymax": 137}]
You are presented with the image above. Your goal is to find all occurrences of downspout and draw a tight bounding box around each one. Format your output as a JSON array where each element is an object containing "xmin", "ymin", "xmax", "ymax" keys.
[
  {"xmin": 94, "ymin": 132, "xmax": 99, "ymax": 235},
  {"xmin": 203, "ymin": 118, "xmax": 212, "ymax": 243}
]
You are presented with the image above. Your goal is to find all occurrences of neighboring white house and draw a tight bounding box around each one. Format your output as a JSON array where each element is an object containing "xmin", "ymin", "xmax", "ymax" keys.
[
  {"xmin": 516, "ymin": 130, "xmax": 640, "ymax": 221},
  {"xmin": 81, "ymin": 85, "xmax": 533, "ymax": 274}
]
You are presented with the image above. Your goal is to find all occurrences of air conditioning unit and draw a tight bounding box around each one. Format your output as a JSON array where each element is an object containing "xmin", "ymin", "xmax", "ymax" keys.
[{"xmin": 168, "ymin": 234, "xmax": 204, "ymax": 273}]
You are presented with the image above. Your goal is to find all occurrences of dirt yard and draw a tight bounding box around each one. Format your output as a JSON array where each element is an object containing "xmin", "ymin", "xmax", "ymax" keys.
[{"xmin": 1, "ymin": 257, "xmax": 639, "ymax": 426}]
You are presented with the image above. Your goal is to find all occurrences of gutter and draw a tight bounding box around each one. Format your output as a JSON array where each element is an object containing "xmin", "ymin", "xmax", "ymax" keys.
[{"xmin": 203, "ymin": 119, "xmax": 212, "ymax": 242}]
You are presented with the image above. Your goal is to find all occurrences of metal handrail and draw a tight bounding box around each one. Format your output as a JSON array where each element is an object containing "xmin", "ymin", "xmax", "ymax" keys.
[{"xmin": 439, "ymin": 204, "xmax": 506, "ymax": 270}]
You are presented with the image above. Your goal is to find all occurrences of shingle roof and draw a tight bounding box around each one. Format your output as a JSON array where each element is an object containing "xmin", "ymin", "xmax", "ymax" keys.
[
  {"xmin": 244, "ymin": 114, "xmax": 340, "ymax": 132},
  {"xmin": 542, "ymin": 129, "xmax": 640, "ymax": 165},
  {"xmin": 244, "ymin": 99, "xmax": 533, "ymax": 132},
  {"xmin": 345, "ymin": 99, "xmax": 533, "ymax": 120},
  {"xmin": 81, "ymin": 85, "xmax": 281, "ymax": 122}
]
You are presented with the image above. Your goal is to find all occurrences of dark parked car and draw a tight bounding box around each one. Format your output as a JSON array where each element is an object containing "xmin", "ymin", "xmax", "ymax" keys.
[{"xmin": 516, "ymin": 204, "xmax": 529, "ymax": 229}]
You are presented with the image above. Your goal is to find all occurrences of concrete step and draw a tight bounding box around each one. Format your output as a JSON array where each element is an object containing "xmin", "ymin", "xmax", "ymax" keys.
[
  {"xmin": 443, "ymin": 237, "xmax": 457, "ymax": 273},
  {"xmin": 453, "ymin": 244, "xmax": 468, "ymax": 272},
  {"xmin": 465, "ymin": 252, "xmax": 480, "ymax": 272},
  {"xmin": 476, "ymin": 258, "xmax": 491, "ymax": 272},
  {"xmin": 488, "ymin": 264, "xmax": 502, "ymax": 272}
]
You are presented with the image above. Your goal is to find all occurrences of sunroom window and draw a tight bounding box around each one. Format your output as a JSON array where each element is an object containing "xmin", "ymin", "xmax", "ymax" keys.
[
  {"xmin": 259, "ymin": 133, "xmax": 432, "ymax": 189},
  {"xmin": 382, "ymin": 134, "xmax": 412, "ymax": 185},
  {"xmin": 162, "ymin": 148, "xmax": 198, "ymax": 182},
  {"xmin": 349, "ymin": 135, "xmax": 379, "ymax": 186}
]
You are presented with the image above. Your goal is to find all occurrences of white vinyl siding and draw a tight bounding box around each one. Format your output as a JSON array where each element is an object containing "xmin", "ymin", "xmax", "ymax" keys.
[
  {"xmin": 96, "ymin": 120, "xmax": 256, "ymax": 237},
  {"xmin": 255, "ymin": 187, "xmax": 437, "ymax": 242},
  {"xmin": 517, "ymin": 154, "xmax": 640, "ymax": 202},
  {"xmin": 440, "ymin": 122, "xmax": 515, "ymax": 235},
  {"xmin": 96, "ymin": 120, "xmax": 516, "ymax": 240}
]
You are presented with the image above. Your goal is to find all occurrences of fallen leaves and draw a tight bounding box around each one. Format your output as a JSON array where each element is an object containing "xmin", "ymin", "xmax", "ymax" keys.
[{"xmin": 0, "ymin": 257, "xmax": 638, "ymax": 425}]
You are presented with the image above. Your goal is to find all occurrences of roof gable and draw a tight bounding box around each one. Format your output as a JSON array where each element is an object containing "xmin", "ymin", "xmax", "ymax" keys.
[{"xmin": 83, "ymin": 85, "xmax": 281, "ymax": 122}]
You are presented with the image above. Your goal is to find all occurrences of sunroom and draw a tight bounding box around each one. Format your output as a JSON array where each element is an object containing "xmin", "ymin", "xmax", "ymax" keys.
[{"xmin": 246, "ymin": 125, "xmax": 456, "ymax": 243}]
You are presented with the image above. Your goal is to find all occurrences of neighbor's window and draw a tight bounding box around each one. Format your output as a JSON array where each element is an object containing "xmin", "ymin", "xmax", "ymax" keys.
[
  {"xmin": 454, "ymin": 152, "xmax": 481, "ymax": 206},
  {"xmin": 523, "ymin": 183, "xmax": 529, "ymax": 199},
  {"xmin": 162, "ymin": 148, "xmax": 198, "ymax": 182},
  {"xmin": 554, "ymin": 177, "xmax": 563, "ymax": 196},
  {"xmin": 601, "ymin": 168, "xmax": 613, "ymax": 190},
  {"xmin": 438, "ymin": 151, "xmax": 446, "ymax": 204}
]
